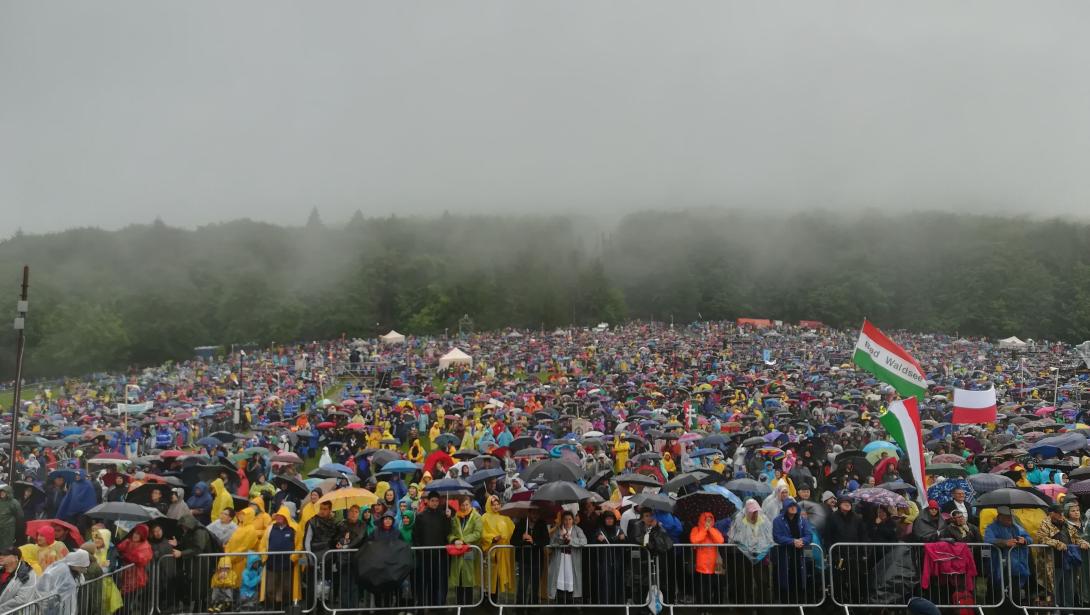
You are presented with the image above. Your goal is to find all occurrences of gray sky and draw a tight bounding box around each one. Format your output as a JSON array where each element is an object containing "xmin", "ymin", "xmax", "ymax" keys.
[{"xmin": 2, "ymin": 1, "xmax": 1089, "ymax": 235}]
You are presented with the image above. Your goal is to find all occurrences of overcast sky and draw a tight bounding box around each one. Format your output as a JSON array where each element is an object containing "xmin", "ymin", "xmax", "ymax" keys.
[{"xmin": 2, "ymin": 1, "xmax": 1089, "ymax": 235}]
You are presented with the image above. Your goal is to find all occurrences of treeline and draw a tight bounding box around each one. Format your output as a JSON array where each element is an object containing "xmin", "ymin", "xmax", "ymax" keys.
[{"xmin": 1, "ymin": 209, "xmax": 1088, "ymax": 379}]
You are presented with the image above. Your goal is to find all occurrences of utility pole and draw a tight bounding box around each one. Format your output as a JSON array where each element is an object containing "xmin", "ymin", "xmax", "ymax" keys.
[{"xmin": 8, "ymin": 266, "xmax": 29, "ymax": 484}]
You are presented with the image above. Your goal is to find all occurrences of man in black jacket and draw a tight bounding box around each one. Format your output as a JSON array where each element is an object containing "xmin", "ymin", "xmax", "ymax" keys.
[
  {"xmin": 824, "ymin": 495, "xmax": 864, "ymax": 604},
  {"xmin": 511, "ymin": 507, "xmax": 549, "ymax": 606},
  {"xmin": 412, "ymin": 492, "xmax": 452, "ymax": 606}
]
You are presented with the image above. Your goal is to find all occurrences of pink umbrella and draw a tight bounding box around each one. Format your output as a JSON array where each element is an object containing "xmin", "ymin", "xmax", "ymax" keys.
[
  {"xmin": 678, "ymin": 433, "xmax": 702, "ymax": 443},
  {"xmin": 1037, "ymin": 484, "xmax": 1067, "ymax": 501},
  {"xmin": 1036, "ymin": 407, "xmax": 1056, "ymax": 417}
]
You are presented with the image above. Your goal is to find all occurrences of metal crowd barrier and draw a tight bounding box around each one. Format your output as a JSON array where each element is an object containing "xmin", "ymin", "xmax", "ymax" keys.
[
  {"xmin": 78, "ymin": 563, "xmax": 153, "ymax": 615},
  {"xmin": 155, "ymin": 550, "xmax": 317, "ymax": 615},
  {"xmin": 0, "ymin": 595, "xmax": 60, "ymax": 615},
  {"xmin": 828, "ymin": 542, "xmax": 1005, "ymax": 613},
  {"xmin": 660, "ymin": 543, "xmax": 824, "ymax": 615},
  {"xmin": 321, "ymin": 545, "xmax": 484, "ymax": 615},
  {"xmin": 486, "ymin": 544, "xmax": 653, "ymax": 614},
  {"xmin": 1009, "ymin": 543, "xmax": 1090, "ymax": 612}
]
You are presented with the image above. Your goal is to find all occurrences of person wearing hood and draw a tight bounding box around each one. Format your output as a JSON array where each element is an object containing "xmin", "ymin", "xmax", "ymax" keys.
[
  {"xmin": 249, "ymin": 474, "xmax": 276, "ymax": 503},
  {"xmin": 148, "ymin": 523, "xmax": 177, "ymax": 611},
  {"xmin": 729, "ymin": 500, "xmax": 774, "ymax": 603},
  {"xmin": 448, "ymin": 495, "xmax": 483, "ymax": 604},
  {"xmin": 56, "ymin": 469, "xmax": 98, "ymax": 526},
  {"xmin": 398, "ymin": 508, "xmax": 416, "ymax": 543},
  {"xmin": 177, "ymin": 513, "xmax": 216, "ymax": 597},
  {"xmin": 0, "ymin": 486, "xmax": 24, "ymax": 550},
  {"xmin": 772, "ymin": 497, "xmax": 814, "ymax": 603},
  {"xmin": 90, "ymin": 529, "xmax": 124, "ymax": 614},
  {"xmin": 480, "ymin": 495, "xmax": 514, "ymax": 600},
  {"xmin": 690, "ymin": 511, "xmax": 725, "ymax": 604},
  {"xmin": 116, "ymin": 525, "xmax": 153, "ymax": 615},
  {"xmin": 186, "ymin": 481, "xmax": 214, "ymax": 525},
  {"xmin": 35, "ymin": 549, "xmax": 88, "ymax": 615},
  {"xmin": 166, "ymin": 488, "xmax": 191, "ymax": 519},
  {"xmin": 105, "ymin": 475, "xmax": 128, "ymax": 503},
  {"xmin": 319, "ymin": 446, "xmax": 333, "ymax": 468},
  {"xmin": 260, "ymin": 506, "xmax": 299, "ymax": 612},
  {"xmin": 912, "ymin": 500, "xmax": 947, "ymax": 543},
  {"xmin": 0, "ymin": 547, "xmax": 38, "ymax": 613},
  {"xmin": 209, "ymin": 478, "xmax": 233, "ymax": 522},
  {"xmin": 547, "ymin": 510, "xmax": 587, "ymax": 604},
  {"xmin": 761, "ymin": 484, "xmax": 790, "ymax": 521},
  {"xmin": 224, "ymin": 507, "xmax": 261, "ymax": 582},
  {"xmin": 43, "ymin": 476, "xmax": 67, "ymax": 519},
  {"xmin": 238, "ymin": 553, "xmax": 262, "ymax": 610},
  {"xmin": 25, "ymin": 525, "xmax": 68, "ymax": 573},
  {"xmin": 298, "ymin": 489, "xmax": 322, "ymax": 531}
]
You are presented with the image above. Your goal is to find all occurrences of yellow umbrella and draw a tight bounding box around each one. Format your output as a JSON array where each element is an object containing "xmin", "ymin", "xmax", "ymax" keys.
[{"xmin": 317, "ymin": 487, "xmax": 377, "ymax": 511}]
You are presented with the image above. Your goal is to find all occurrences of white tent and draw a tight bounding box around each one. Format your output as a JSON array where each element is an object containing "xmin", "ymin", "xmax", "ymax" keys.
[
  {"xmin": 998, "ymin": 336, "xmax": 1028, "ymax": 350},
  {"xmin": 438, "ymin": 348, "xmax": 473, "ymax": 370},
  {"xmin": 380, "ymin": 330, "xmax": 406, "ymax": 345}
]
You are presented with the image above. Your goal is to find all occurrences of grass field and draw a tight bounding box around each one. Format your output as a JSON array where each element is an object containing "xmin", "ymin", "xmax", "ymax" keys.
[{"xmin": 0, "ymin": 387, "xmax": 40, "ymax": 411}]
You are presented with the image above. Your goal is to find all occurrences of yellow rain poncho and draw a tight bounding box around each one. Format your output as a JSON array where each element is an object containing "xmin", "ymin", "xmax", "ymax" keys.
[
  {"xmin": 209, "ymin": 478, "xmax": 233, "ymax": 521},
  {"xmin": 612, "ymin": 437, "xmax": 630, "ymax": 473},
  {"xmin": 480, "ymin": 497, "xmax": 515, "ymax": 595},
  {"xmin": 224, "ymin": 507, "xmax": 261, "ymax": 584}
]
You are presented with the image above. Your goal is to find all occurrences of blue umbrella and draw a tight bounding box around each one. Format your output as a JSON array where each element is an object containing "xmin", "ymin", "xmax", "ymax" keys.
[
  {"xmin": 926, "ymin": 477, "xmax": 975, "ymax": 507},
  {"xmin": 196, "ymin": 437, "xmax": 222, "ymax": 448},
  {"xmin": 701, "ymin": 484, "xmax": 743, "ymax": 509},
  {"xmin": 379, "ymin": 460, "xmax": 421, "ymax": 474},
  {"xmin": 863, "ymin": 441, "xmax": 901, "ymax": 454},
  {"xmin": 48, "ymin": 469, "xmax": 77, "ymax": 482},
  {"xmin": 689, "ymin": 448, "xmax": 720, "ymax": 458},
  {"xmin": 320, "ymin": 463, "xmax": 355, "ymax": 475},
  {"xmin": 60, "ymin": 427, "xmax": 83, "ymax": 436}
]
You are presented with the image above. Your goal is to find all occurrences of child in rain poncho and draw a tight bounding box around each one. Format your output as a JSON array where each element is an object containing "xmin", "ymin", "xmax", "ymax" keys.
[
  {"xmin": 239, "ymin": 554, "xmax": 263, "ymax": 610},
  {"xmin": 209, "ymin": 556, "xmax": 239, "ymax": 613}
]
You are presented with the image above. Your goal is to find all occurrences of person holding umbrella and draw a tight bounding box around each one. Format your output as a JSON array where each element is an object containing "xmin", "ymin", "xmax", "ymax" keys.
[
  {"xmin": 983, "ymin": 506, "xmax": 1032, "ymax": 605},
  {"xmin": 511, "ymin": 505, "xmax": 549, "ymax": 606}
]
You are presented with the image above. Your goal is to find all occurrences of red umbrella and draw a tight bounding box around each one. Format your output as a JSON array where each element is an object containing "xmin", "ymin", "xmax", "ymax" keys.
[
  {"xmin": 991, "ymin": 460, "xmax": 1021, "ymax": 474},
  {"xmin": 345, "ymin": 423, "xmax": 366, "ymax": 431},
  {"xmin": 26, "ymin": 519, "xmax": 82, "ymax": 548},
  {"xmin": 424, "ymin": 450, "xmax": 454, "ymax": 474},
  {"xmin": 341, "ymin": 399, "xmax": 357, "ymax": 407},
  {"xmin": 160, "ymin": 450, "xmax": 186, "ymax": 459},
  {"xmin": 317, "ymin": 421, "xmax": 336, "ymax": 429},
  {"xmin": 92, "ymin": 452, "xmax": 129, "ymax": 461}
]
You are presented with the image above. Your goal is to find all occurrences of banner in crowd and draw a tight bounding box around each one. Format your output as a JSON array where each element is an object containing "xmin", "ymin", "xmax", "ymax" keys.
[
  {"xmin": 879, "ymin": 397, "xmax": 928, "ymax": 508},
  {"xmin": 853, "ymin": 320, "xmax": 928, "ymax": 400},
  {"xmin": 951, "ymin": 387, "xmax": 998, "ymax": 424}
]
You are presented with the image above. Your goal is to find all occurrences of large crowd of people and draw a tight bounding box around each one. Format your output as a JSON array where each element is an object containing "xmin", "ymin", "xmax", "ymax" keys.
[{"xmin": 0, "ymin": 321, "xmax": 1088, "ymax": 614}]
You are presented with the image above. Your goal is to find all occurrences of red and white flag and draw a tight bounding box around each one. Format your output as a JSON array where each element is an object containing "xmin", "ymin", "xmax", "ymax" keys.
[{"xmin": 952, "ymin": 387, "xmax": 997, "ymax": 424}]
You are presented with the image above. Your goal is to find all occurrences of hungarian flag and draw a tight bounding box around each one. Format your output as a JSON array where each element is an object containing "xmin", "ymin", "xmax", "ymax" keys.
[
  {"xmin": 853, "ymin": 320, "xmax": 928, "ymax": 400},
  {"xmin": 879, "ymin": 397, "xmax": 928, "ymax": 508},
  {"xmin": 952, "ymin": 387, "xmax": 997, "ymax": 424}
]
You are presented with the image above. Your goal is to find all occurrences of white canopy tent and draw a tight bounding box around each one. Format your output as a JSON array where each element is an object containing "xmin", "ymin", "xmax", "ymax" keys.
[
  {"xmin": 998, "ymin": 336, "xmax": 1028, "ymax": 350},
  {"xmin": 380, "ymin": 330, "xmax": 406, "ymax": 345},
  {"xmin": 438, "ymin": 348, "xmax": 473, "ymax": 370}
]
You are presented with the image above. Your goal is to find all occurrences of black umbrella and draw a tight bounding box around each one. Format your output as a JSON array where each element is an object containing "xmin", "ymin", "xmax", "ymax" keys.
[
  {"xmin": 356, "ymin": 540, "xmax": 413, "ymax": 592},
  {"xmin": 87, "ymin": 502, "xmax": 161, "ymax": 522},
  {"xmin": 125, "ymin": 483, "xmax": 173, "ymax": 507},
  {"xmin": 741, "ymin": 437, "xmax": 766, "ymax": 448},
  {"xmin": 878, "ymin": 481, "xmax": 917, "ymax": 494},
  {"xmin": 424, "ymin": 478, "xmax": 474, "ymax": 493},
  {"xmin": 530, "ymin": 481, "xmax": 592, "ymax": 503},
  {"xmin": 614, "ymin": 472, "xmax": 662, "ymax": 488},
  {"xmin": 699, "ymin": 434, "xmax": 730, "ymax": 447},
  {"xmin": 974, "ymin": 488, "xmax": 1049, "ymax": 509},
  {"xmin": 513, "ymin": 448, "xmax": 549, "ymax": 460},
  {"xmin": 507, "ymin": 436, "xmax": 537, "ymax": 453},
  {"xmin": 433, "ymin": 433, "xmax": 460, "ymax": 450},
  {"xmin": 452, "ymin": 449, "xmax": 480, "ymax": 460},
  {"xmin": 467, "ymin": 468, "xmax": 506, "ymax": 485},
  {"xmin": 629, "ymin": 492, "xmax": 676, "ymax": 513},
  {"xmin": 674, "ymin": 492, "xmax": 732, "ymax": 526},
  {"xmin": 967, "ymin": 473, "xmax": 1016, "ymax": 494},
  {"xmin": 633, "ymin": 452, "xmax": 662, "ymax": 464},
  {"xmin": 663, "ymin": 472, "xmax": 705, "ymax": 494},
  {"xmin": 1067, "ymin": 480, "xmax": 1090, "ymax": 496},
  {"xmin": 520, "ymin": 460, "xmax": 581, "ymax": 484},
  {"xmin": 587, "ymin": 470, "xmax": 613, "ymax": 491},
  {"xmin": 1069, "ymin": 467, "xmax": 1090, "ymax": 481},
  {"xmin": 273, "ymin": 475, "xmax": 309, "ymax": 500},
  {"xmin": 368, "ymin": 449, "xmax": 401, "ymax": 471},
  {"xmin": 232, "ymin": 495, "xmax": 253, "ymax": 511}
]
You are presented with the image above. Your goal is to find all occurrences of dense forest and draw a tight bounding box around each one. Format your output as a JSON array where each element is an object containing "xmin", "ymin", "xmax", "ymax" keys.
[{"xmin": 1, "ymin": 208, "xmax": 1089, "ymax": 379}]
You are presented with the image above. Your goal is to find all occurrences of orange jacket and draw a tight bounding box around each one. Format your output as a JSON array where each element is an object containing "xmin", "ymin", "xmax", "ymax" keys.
[{"xmin": 689, "ymin": 512, "xmax": 725, "ymax": 574}]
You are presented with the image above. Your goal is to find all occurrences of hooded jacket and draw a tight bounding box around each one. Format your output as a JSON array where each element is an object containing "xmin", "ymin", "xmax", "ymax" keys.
[{"xmin": 690, "ymin": 511, "xmax": 725, "ymax": 574}]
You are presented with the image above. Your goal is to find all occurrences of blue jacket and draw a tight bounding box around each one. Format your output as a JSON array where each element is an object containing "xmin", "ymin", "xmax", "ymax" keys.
[
  {"xmin": 266, "ymin": 524, "xmax": 297, "ymax": 571},
  {"xmin": 771, "ymin": 499, "xmax": 813, "ymax": 586},
  {"xmin": 984, "ymin": 520, "xmax": 1032, "ymax": 580}
]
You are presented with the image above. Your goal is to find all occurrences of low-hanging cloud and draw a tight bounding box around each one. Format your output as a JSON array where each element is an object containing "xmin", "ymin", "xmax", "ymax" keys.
[{"xmin": 2, "ymin": 0, "xmax": 1089, "ymax": 235}]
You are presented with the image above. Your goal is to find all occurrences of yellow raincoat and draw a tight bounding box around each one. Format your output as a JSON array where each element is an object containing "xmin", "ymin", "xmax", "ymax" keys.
[
  {"xmin": 224, "ymin": 507, "xmax": 261, "ymax": 584},
  {"xmin": 210, "ymin": 478, "xmax": 234, "ymax": 521},
  {"xmin": 612, "ymin": 437, "xmax": 630, "ymax": 473},
  {"xmin": 480, "ymin": 497, "xmax": 515, "ymax": 595}
]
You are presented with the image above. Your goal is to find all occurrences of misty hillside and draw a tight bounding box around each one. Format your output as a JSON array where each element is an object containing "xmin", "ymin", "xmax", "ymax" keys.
[{"xmin": 2, "ymin": 209, "xmax": 1089, "ymax": 379}]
